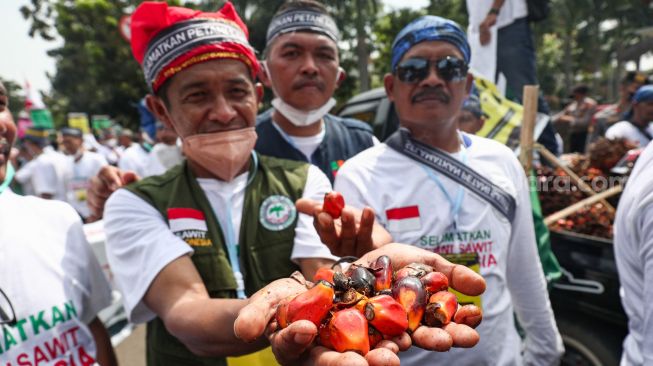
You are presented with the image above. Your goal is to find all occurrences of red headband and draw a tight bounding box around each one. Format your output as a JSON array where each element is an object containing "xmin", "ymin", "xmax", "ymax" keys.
[{"xmin": 131, "ymin": 1, "xmax": 259, "ymax": 92}]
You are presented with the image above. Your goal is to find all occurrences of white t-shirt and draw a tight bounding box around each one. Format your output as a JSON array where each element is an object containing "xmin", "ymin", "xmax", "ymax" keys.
[
  {"xmin": 143, "ymin": 143, "xmax": 183, "ymax": 178},
  {"xmin": 613, "ymin": 142, "xmax": 653, "ymax": 365},
  {"xmin": 65, "ymin": 151, "xmax": 108, "ymax": 219},
  {"xmin": 270, "ymin": 120, "xmax": 381, "ymax": 163},
  {"xmin": 605, "ymin": 120, "xmax": 653, "ymax": 147},
  {"xmin": 14, "ymin": 159, "xmax": 37, "ymax": 196},
  {"xmin": 0, "ymin": 189, "xmax": 112, "ymax": 365},
  {"xmin": 104, "ymin": 164, "xmax": 337, "ymax": 323},
  {"xmin": 118, "ymin": 144, "xmax": 150, "ymax": 178},
  {"xmin": 334, "ymin": 133, "xmax": 563, "ymax": 366},
  {"xmin": 31, "ymin": 147, "xmax": 71, "ymax": 201},
  {"xmin": 467, "ymin": 0, "xmax": 528, "ymax": 30}
]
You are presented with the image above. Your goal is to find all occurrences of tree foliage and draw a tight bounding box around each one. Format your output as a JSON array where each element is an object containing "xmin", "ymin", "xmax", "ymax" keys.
[
  {"xmin": 21, "ymin": 0, "xmax": 149, "ymax": 129},
  {"xmin": 17, "ymin": 0, "xmax": 653, "ymax": 120},
  {"xmin": 0, "ymin": 78, "xmax": 26, "ymax": 122}
]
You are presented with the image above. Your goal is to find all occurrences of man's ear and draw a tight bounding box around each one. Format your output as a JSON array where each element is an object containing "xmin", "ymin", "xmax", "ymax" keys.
[
  {"xmin": 335, "ymin": 67, "xmax": 346, "ymax": 88},
  {"xmin": 383, "ymin": 73, "xmax": 396, "ymax": 102},
  {"xmin": 464, "ymin": 73, "xmax": 474, "ymax": 96},
  {"xmin": 258, "ymin": 61, "xmax": 272, "ymax": 88},
  {"xmin": 145, "ymin": 94, "xmax": 174, "ymax": 132},
  {"xmin": 255, "ymin": 83, "xmax": 264, "ymax": 104}
]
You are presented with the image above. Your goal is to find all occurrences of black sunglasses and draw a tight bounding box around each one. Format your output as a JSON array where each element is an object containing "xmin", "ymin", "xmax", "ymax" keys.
[
  {"xmin": 0, "ymin": 287, "xmax": 16, "ymax": 327},
  {"xmin": 396, "ymin": 56, "xmax": 468, "ymax": 84}
]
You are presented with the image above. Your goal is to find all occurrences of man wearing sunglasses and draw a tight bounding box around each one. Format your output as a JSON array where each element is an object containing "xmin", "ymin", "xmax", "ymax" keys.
[{"xmin": 317, "ymin": 15, "xmax": 563, "ymax": 365}]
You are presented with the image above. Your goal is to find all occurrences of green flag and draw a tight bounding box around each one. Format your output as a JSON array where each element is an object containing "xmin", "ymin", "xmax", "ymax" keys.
[{"xmin": 30, "ymin": 109, "xmax": 54, "ymax": 129}]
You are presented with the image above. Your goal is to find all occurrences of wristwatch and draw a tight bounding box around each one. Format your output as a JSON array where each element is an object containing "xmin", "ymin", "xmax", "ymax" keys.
[{"xmin": 489, "ymin": 7, "xmax": 500, "ymax": 15}]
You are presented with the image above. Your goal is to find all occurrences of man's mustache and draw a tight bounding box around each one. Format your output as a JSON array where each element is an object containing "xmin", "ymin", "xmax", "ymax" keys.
[
  {"xmin": 292, "ymin": 78, "xmax": 325, "ymax": 91},
  {"xmin": 412, "ymin": 87, "xmax": 450, "ymax": 104}
]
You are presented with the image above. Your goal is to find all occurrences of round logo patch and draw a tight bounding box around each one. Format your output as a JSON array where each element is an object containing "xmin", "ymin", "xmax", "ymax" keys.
[{"xmin": 260, "ymin": 195, "xmax": 297, "ymax": 231}]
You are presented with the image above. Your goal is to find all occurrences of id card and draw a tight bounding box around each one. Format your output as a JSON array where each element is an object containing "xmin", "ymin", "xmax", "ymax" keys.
[{"xmin": 442, "ymin": 252, "xmax": 483, "ymax": 309}]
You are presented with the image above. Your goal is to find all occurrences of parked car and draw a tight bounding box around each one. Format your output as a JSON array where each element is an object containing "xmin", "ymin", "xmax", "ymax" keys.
[{"xmin": 337, "ymin": 89, "xmax": 628, "ymax": 366}]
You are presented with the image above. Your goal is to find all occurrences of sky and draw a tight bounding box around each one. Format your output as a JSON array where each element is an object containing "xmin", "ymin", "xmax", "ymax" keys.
[{"xmin": 0, "ymin": 0, "xmax": 429, "ymax": 95}]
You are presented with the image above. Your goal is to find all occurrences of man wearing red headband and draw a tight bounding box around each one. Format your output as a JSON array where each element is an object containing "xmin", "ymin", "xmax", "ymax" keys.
[
  {"xmin": 103, "ymin": 2, "xmax": 339, "ymax": 364},
  {"xmin": 101, "ymin": 3, "xmax": 485, "ymax": 365}
]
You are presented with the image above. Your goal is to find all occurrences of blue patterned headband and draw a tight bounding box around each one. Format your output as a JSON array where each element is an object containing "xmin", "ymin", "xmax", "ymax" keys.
[{"xmin": 391, "ymin": 15, "xmax": 470, "ymax": 72}]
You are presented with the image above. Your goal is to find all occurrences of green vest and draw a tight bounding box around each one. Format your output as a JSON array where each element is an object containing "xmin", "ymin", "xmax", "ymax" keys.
[{"xmin": 125, "ymin": 154, "xmax": 309, "ymax": 366}]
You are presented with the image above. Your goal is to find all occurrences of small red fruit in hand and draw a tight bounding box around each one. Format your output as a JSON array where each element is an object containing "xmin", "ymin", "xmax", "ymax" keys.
[
  {"xmin": 423, "ymin": 291, "xmax": 458, "ymax": 327},
  {"xmin": 276, "ymin": 280, "xmax": 334, "ymax": 328},
  {"xmin": 327, "ymin": 308, "xmax": 370, "ymax": 355},
  {"xmin": 323, "ymin": 191, "xmax": 345, "ymax": 218}
]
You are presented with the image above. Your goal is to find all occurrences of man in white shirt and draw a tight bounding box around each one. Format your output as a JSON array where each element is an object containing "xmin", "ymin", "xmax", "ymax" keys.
[
  {"xmin": 117, "ymin": 131, "xmax": 151, "ymax": 178},
  {"xmin": 0, "ymin": 106, "xmax": 117, "ymax": 366},
  {"xmin": 606, "ymin": 84, "xmax": 653, "ymax": 147},
  {"xmin": 309, "ymin": 15, "xmax": 564, "ymax": 365},
  {"xmin": 143, "ymin": 122, "xmax": 182, "ymax": 177},
  {"xmin": 20, "ymin": 127, "xmax": 70, "ymax": 200},
  {"xmin": 61, "ymin": 127, "xmax": 107, "ymax": 220},
  {"xmin": 614, "ymin": 141, "xmax": 653, "ymax": 365}
]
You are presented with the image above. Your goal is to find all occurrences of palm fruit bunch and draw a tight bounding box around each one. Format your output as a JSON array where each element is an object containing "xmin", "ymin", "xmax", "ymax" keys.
[
  {"xmin": 275, "ymin": 255, "xmax": 482, "ymax": 355},
  {"xmin": 534, "ymin": 137, "xmax": 638, "ymax": 239}
]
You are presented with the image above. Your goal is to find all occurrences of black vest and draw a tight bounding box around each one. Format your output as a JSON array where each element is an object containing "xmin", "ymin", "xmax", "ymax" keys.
[{"xmin": 255, "ymin": 110, "xmax": 375, "ymax": 183}]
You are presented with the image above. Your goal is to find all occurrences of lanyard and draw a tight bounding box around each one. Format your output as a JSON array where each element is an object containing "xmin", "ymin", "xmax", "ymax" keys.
[
  {"xmin": 219, "ymin": 152, "xmax": 258, "ymax": 299},
  {"xmin": 0, "ymin": 163, "xmax": 15, "ymax": 195},
  {"xmin": 223, "ymin": 196, "xmax": 246, "ymax": 299},
  {"xmin": 420, "ymin": 142, "xmax": 468, "ymax": 232}
]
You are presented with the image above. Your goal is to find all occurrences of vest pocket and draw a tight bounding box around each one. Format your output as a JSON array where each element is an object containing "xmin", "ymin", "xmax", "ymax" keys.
[
  {"xmin": 191, "ymin": 248, "xmax": 239, "ymax": 296},
  {"xmin": 249, "ymin": 238, "xmax": 298, "ymax": 283}
]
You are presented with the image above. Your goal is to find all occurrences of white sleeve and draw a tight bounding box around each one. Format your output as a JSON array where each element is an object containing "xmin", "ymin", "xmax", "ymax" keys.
[
  {"xmin": 638, "ymin": 204, "xmax": 653, "ymax": 363},
  {"xmin": 334, "ymin": 162, "xmax": 376, "ymax": 220},
  {"xmin": 117, "ymin": 153, "xmax": 136, "ymax": 172},
  {"xmin": 605, "ymin": 124, "xmax": 620, "ymax": 139},
  {"xmin": 32, "ymin": 161, "xmax": 58, "ymax": 196},
  {"xmin": 290, "ymin": 164, "xmax": 339, "ymax": 262},
  {"xmin": 14, "ymin": 161, "xmax": 34, "ymax": 184},
  {"xmin": 104, "ymin": 189, "xmax": 193, "ymax": 323},
  {"xmin": 505, "ymin": 159, "xmax": 564, "ymax": 365},
  {"xmin": 63, "ymin": 212, "xmax": 113, "ymax": 324}
]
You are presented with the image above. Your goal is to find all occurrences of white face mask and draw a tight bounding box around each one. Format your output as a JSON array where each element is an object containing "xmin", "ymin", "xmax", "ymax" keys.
[
  {"xmin": 263, "ymin": 61, "xmax": 342, "ymax": 127},
  {"xmin": 271, "ymin": 97, "xmax": 336, "ymax": 127}
]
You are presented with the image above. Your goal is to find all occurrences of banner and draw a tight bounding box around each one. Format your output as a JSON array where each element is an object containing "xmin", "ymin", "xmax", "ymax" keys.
[
  {"xmin": 68, "ymin": 113, "xmax": 90, "ymax": 133},
  {"xmin": 474, "ymin": 75, "xmax": 549, "ymax": 152},
  {"xmin": 30, "ymin": 109, "xmax": 54, "ymax": 129},
  {"xmin": 91, "ymin": 115, "xmax": 112, "ymax": 130}
]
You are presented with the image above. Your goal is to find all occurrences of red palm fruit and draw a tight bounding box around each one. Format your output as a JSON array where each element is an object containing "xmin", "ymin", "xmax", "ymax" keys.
[
  {"xmin": 323, "ymin": 191, "xmax": 345, "ymax": 218},
  {"xmin": 453, "ymin": 304, "xmax": 483, "ymax": 329},
  {"xmin": 395, "ymin": 263, "xmax": 433, "ymax": 281},
  {"xmin": 350, "ymin": 266, "xmax": 376, "ymax": 296},
  {"xmin": 371, "ymin": 255, "xmax": 393, "ymax": 292},
  {"xmin": 276, "ymin": 280, "xmax": 334, "ymax": 328},
  {"xmin": 318, "ymin": 323, "xmax": 334, "ymax": 349},
  {"xmin": 313, "ymin": 268, "xmax": 335, "ymax": 284},
  {"xmin": 423, "ymin": 291, "xmax": 458, "ymax": 327},
  {"xmin": 364, "ymin": 295, "xmax": 408, "ymax": 337},
  {"xmin": 392, "ymin": 276, "xmax": 427, "ymax": 332},
  {"xmin": 327, "ymin": 308, "xmax": 370, "ymax": 355},
  {"xmin": 275, "ymin": 295, "xmax": 295, "ymax": 329},
  {"xmin": 421, "ymin": 271, "xmax": 449, "ymax": 294},
  {"xmin": 334, "ymin": 288, "xmax": 366, "ymax": 309},
  {"xmin": 368, "ymin": 326, "xmax": 383, "ymax": 349}
]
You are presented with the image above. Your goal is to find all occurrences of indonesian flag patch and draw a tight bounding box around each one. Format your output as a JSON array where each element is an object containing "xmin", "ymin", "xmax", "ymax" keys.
[
  {"xmin": 167, "ymin": 207, "xmax": 208, "ymax": 232},
  {"xmin": 386, "ymin": 205, "xmax": 421, "ymax": 232}
]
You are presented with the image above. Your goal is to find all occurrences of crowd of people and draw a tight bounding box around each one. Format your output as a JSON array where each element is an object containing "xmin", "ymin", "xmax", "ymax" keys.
[{"xmin": 2, "ymin": 0, "xmax": 653, "ymax": 365}]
